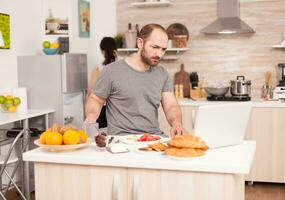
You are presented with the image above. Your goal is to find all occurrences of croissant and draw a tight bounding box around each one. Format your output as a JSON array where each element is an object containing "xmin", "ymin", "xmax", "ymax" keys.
[
  {"xmin": 168, "ymin": 134, "xmax": 209, "ymax": 150},
  {"xmin": 165, "ymin": 147, "xmax": 205, "ymax": 158}
]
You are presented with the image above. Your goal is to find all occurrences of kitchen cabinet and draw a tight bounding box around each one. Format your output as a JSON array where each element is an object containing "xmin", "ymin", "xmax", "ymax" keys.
[
  {"xmin": 158, "ymin": 103, "xmax": 285, "ymax": 183},
  {"xmin": 33, "ymin": 159, "xmax": 247, "ymax": 200},
  {"xmin": 245, "ymin": 107, "xmax": 285, "ymax": 183},
  {"xmin": 34, "ymin": 163, "xmax": 128, "ymax": 200}
]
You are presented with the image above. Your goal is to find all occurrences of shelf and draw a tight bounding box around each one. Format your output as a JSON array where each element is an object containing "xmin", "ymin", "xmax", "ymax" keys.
[
  {"xmin": 272, "ymin": 45, "xmax": 285, "ymax": 49},
  {"xmin": 117, "ymin": 48, "xmax": 189, "ymax": 54},
  {"xmin": 131, "ymin": 1, "xmax": 173, "ymax": 8}
]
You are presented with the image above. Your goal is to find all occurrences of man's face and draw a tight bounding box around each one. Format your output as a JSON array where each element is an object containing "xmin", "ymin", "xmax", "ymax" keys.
[{"xmin": 138, "ymin": 29, "xmax": 168, "ymax": 66}]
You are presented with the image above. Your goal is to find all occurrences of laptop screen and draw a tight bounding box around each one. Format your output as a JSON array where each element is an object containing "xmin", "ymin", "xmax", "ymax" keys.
[{"xmin": 193, "ymin": 102, "xmax": 252, "ymax": 149}]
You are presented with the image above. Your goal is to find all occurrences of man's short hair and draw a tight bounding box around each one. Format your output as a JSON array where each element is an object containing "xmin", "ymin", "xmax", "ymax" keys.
[{"xmin": 138, "ymin": 23, "xmax": 168, "ymax": 41}]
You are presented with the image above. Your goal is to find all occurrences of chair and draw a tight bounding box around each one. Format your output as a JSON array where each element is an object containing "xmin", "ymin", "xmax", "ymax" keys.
[{"xmin": 0, "ymin": 129, "xmax": 29, "ymax": 200}]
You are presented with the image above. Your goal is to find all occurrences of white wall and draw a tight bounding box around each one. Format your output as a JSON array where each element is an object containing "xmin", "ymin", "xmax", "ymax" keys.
[
  {"xmin": 70, "ymin": 0, "xmax": 117, "ymax": 79},
  {"xmin": 0, "ymin": 0, "xmax": 117, "ymax": 91},
  {"xmin": 0, "ymin": 0, "xmax": 42, "ymax": 90}
]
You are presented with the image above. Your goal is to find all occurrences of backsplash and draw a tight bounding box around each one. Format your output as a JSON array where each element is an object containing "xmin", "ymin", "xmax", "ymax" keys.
[{"xmin": 117, "ymin": 0, "xmax": 285, "ymax": 99}]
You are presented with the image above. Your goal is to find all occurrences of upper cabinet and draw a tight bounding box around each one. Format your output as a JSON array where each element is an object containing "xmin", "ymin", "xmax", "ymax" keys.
[{"xmin": 131, "ymin": 1, "xmax": 173, "ymax": 8}]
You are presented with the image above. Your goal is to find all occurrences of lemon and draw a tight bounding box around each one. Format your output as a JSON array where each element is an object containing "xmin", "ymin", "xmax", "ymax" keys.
[
  {"xmin": 6, "ymin": 95, "xmax": 13, "ymax": 100},
  {"xmin": 8, "ymin": 106, "xmax": 17, "ymax": 112},
  {"xmin": 51, "ymin": 42, "xmax": 59, "ymax": 49}
]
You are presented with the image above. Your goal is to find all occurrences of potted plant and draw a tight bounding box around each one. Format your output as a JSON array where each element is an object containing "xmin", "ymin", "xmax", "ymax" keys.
[{"xmin": 114, "ymin": 33, "xmax": 124, "ymax": 48}]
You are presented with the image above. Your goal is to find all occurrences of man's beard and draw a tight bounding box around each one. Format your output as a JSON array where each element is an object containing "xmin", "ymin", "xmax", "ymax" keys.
[{"xmin": 141, "ymin": 47, "xmax": 161, "ymax": 66}]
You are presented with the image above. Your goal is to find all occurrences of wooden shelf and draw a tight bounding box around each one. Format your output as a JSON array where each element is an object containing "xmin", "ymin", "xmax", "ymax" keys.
[
  {"xmin": 117, "ymin": 47, "xmax": 189, "ymax": 54},
  {"xmin": 131, "ymin": 1, "xmax": 173, "ymax": 8}
]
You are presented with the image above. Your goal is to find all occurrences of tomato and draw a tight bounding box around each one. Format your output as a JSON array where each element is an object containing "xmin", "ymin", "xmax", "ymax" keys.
[{"xmin": 138, "ymin": 133, "xmax": 161, "ymax": 142}]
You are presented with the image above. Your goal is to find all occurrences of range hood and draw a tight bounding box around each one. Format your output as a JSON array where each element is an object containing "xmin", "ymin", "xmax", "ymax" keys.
[{"xmin": 201, "ymin": 0, "xmax": 255, "ymax": 34}]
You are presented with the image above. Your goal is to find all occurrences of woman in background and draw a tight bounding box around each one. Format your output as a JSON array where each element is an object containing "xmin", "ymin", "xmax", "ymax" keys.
[{"xmin": 87, "ymin": 37, "xmax": 118, "ymax": 128}]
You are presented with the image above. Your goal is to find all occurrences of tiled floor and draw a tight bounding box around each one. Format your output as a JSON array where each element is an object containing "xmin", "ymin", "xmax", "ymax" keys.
[{"xmin": 5, "ymin": 182, "xmax": 285, "ymax": 200}]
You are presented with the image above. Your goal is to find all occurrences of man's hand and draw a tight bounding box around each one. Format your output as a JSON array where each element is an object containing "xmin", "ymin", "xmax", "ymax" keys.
[{"xmin": 170, "ymin": 122, "xmax": 186, "ymax": 138}]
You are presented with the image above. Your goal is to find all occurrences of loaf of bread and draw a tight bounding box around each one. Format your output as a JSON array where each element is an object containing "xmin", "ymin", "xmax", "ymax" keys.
[
  {"xmin": 165, "ymin": 147, "xmax": 205, "ymax": 157},
  {"xmin": 168, "ymin": 134, "xmax": 209, "ymax": 150}
]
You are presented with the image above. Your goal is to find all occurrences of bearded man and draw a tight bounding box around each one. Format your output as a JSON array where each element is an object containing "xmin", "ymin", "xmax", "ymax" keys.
[{"xmin": 85, "ymin": 24, "xmax": 186, "ymax": 137}]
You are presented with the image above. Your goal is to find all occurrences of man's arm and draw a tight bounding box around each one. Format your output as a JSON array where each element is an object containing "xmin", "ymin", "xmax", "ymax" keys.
[
  {"xmin": 161, "ymin": 92, "xmax": 186, "ymax": 138},
  {"xmin": 85, "ymin": 93, "xmax": 105, "ymax": 123}
]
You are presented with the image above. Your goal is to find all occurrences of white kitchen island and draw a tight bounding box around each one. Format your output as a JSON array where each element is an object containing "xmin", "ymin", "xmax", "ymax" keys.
[{"xmin": 23, "ymin": 140, "xmax": 255, "ymax": 200}]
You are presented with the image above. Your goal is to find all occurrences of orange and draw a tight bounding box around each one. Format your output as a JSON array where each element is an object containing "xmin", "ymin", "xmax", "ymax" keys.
[
  {"xmin": 45, "ymin": 132, "xmax": 63, "ymax": 145},
  {"xmin": 63, "ymin": 129, "xmax": 80, "ymax": 145},
  {"xmin": 77, "ymin": 130, "xmax": 88, "ymax": 143},
  {"xmin": 39, "ymin": 131, "xmax": 49, "ymax": 144}
]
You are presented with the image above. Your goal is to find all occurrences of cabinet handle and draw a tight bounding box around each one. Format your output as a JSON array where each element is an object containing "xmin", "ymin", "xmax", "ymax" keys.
[
  {"xmin": 132, "ymin": 175, "xmax": 139, "ymax": 200},
  {"xmin": 112, "ymin": 174, "xmax": 119, "ymax": 200}
]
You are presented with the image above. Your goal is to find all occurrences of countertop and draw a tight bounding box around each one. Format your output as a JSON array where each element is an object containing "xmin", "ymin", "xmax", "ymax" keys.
[
  {"xmin": 0, "ymin": 109, "xmax": 55, "ymax": 126},
  {"xmin": 178, "ymin": 99, "xmax": 285, "ymax": 108},
  {"xmin": 23, "ymin": 140, "xmax": 256, "ymax": 175}
]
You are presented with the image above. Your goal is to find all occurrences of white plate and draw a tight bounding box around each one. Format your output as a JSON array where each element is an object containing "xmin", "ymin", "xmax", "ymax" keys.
[
  {"xmin": 34, "ymin": 139, "xmax": 89, "ymax": 152},
  {"xmin": 134, "ymin": 147, "xmax": 164, "ymax": 155},
  {"xmin": 119, "ymin": 134, "xmax": 164, "ymax": 145},
  {"xmin": 166, "ymin": 153, "xmax": 206, "ymax": 161}
]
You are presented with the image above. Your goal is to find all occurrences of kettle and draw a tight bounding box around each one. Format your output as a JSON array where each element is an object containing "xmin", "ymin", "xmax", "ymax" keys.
[{"xmin": 230, "ymin": 76, "xmax": 251, "ymax": 96}]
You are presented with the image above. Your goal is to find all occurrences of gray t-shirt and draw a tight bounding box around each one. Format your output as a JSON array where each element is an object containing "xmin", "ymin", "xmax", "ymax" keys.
[{"xmin": 93, "ymin": 59, "xmax": 173, "ymax": 135}]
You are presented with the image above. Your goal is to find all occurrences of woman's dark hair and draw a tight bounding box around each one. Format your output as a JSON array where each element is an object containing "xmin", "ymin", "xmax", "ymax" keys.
[{"xmin": 100, "ymin": 37, "xmax": 117, "ymax": 65}]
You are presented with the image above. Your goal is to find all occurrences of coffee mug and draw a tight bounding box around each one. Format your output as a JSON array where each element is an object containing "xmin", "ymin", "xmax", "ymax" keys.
[{"xmin": 47, "ymin": 22, "xmax": 60, "ymax": 31}]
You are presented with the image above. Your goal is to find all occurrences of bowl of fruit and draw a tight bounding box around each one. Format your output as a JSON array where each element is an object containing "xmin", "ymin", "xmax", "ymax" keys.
[
  {"xmin": 34, "ymin": 124, "xmax": 89, "ymax": 152},
  {"xmin": 42, "ymin": 40, "xmax": 59, "ymax": 55},
  {"xmin": 0, "ymin": 95, "xmax": 21, "ymax": 113}
]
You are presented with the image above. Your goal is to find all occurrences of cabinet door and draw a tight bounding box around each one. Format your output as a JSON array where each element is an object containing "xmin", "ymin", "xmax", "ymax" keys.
[
  {"xmin": 158, "ymin": 105, "xmax": 197, "ymax": 134},
  {"xmin": 245, "ymin": 108, "xmax": 285, "ymax": 183},
  {"xmin": 90, "ymin": 166, "xmax": 128, "ymax": 200},
  {"xmin": 127, "ymin": 168, "xmax": 244, "ymax": 200},
  {"xmin": 35, "ymin": 163, "xmax": 128, "ymax": 200}
]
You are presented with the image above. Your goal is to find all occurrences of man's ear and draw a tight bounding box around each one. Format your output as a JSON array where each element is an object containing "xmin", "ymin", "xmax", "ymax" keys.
[{"xmin": 137, "ymin": 38, "xmax": 144, "ymax": 49}]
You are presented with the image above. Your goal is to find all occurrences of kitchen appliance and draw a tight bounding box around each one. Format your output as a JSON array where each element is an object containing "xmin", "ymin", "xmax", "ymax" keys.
[
  {"xmin": 17, "ymin": 53, "xmax": 87, "ymax": 128},
  {"xmin": 273, "ymin": 63, "xmax": 285, "ymax": 99},
  {"xmin": 230, "ymin": 76, "xmax": 251, "ymax": 97},
  {"xmin": 201, "ymin": 0, "xmax": 255, "ymax": 34}
]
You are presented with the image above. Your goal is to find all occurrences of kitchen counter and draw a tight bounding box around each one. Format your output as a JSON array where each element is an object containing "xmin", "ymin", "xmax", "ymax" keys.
[
  {"xmin": 178, "ymin": 99, "xmax": 285, "ymax": 108},
  {"xmin": 23, "ymin": 140, "xmax": 255, "ymax": 174},
  {"xmin": 23, "ymin": 140, "xmax": 255, "ymax": 200}
]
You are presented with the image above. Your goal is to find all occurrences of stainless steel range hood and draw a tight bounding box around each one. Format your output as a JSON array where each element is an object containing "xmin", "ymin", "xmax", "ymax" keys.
[{"xmin": 201, "ymin": 0, "xmax": 255, "ymax": 34}]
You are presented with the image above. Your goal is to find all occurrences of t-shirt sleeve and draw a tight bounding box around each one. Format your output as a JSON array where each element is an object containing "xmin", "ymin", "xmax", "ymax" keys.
[
  {"xmin": 93, "ymin": 67, "xmax": 112, "ymax": 99},
  {"xmin": 162, "ymin": 71, "xmax": 173, "ymax": 92}
]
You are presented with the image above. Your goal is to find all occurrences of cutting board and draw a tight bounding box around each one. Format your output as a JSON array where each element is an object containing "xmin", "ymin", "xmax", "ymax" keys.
[{"xmin": 174, "ymin": 64, "xmax": 190, "ymax": 98}]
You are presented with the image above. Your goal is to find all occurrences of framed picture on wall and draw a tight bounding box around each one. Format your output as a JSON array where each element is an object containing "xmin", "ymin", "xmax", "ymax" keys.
[
  {"xmin": 0, "ymin": 13, "xmax": 10, "ymax": 49},
  {"xmin": 78, "ymin": 0, "xmax": 90, "ymax": 38}
]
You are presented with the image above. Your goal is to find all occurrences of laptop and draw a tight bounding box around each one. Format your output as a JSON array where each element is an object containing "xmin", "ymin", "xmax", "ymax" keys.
[{"xmin": 193, "ymin": 102, "xmax": 252, "ymax": 149}]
